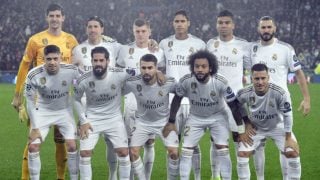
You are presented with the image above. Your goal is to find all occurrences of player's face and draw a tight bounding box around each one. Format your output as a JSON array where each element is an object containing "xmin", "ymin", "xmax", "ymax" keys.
[
  {"xmin": 45, "ymin": 52, "xmax": 61, "ymax": 75},
  {"xmin": 173, "ymin": 15, "xmax": 190, "ymax": 35},
  {"xmin": 46, "ymin": 10, "xmax": 65, "ymax": 30},
  {"xmin": 92, "ymin": 53, "xmax": 109, "ymax": 77},
  {"xmin": 87, "ymin": 20, "xmax": 104, "ymax": 41},
  {"xmin": 140, "ymin": 61, "xmax": 157, "ymax": 83},
  {"xmin": 259, "ymin": 20, "xmax": 276, "ymax": 42},
  {"xmin": 252, "ymin": 70, "xmax": 269, "ymax": 95},
  {"xmin": 194, "ymin": 58, "xmax": 210, "ymax": 83},
  {"xmin": 216, "ymin": 16, "xmax": 234, "ymax": 37},
  {"xmin": 133, "ymin": 25, "xmax": 151, "ymax": 44}
]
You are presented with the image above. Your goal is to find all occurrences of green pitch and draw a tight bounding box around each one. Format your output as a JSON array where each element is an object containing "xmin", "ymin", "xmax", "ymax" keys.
[{"xmin": 0, "ymin": 84, "xmax": 319, "ymax": 179}]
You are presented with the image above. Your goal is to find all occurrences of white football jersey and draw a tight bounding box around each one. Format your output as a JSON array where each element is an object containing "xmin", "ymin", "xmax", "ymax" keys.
[
  {"xmin": 25, "ymin": 64, "xmax": 79, "ymax": 111},
  {"xmin": 123, "ymin": 75, "xmax": 176, "ymax": 126},
  {"xmin": 74, "ymin": 67, "xmax": 132, "ymax": 125},
  {"xmin": 207, "ymin": 36, "xmax": 250, "ymax": 93},
  {"xmin": 160, "ymin": 34, "xmax": 206, "ymax": 104},
  {"xmin": 176, "ymin": 73, "xmax": 236, "ymax": 118},
  {"xmin": 72, "ymin": 38, "xmax": 121, "ymax": 72},
  {"xmin": 237, "ymin": 83, "xmax": 293, "ymax": 132},
  {"xmin": 248, "ymin": 38, "xmax": 301, "ymax": 93}
]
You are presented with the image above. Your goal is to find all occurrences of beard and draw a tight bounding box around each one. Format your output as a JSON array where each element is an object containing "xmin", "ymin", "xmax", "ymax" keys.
[
  {"xmin": 260, "ymin": 32, "xmax": 274, "ymax": 42},
  {"xmin": 93, "ymin": 66, "xmax": 107, "ymax": 78},
  {"xmin": 142, "ymin": 74, "xmax": 153, "ymax": 83},
  {"xmin": 195, "ymin": 72, "xmax": 209, "ymax": 82}
]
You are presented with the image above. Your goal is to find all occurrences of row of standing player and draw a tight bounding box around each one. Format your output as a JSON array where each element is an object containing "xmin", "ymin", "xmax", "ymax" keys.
[{"xmin": 11, "ymin": 3, "xmax": 310, "ymax": 180}]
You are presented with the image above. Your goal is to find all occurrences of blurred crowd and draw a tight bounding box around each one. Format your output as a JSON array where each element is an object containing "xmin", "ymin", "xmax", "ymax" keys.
[{"xmin": 1, "ymin": 0, "xmax": 319, "ymax": 74}]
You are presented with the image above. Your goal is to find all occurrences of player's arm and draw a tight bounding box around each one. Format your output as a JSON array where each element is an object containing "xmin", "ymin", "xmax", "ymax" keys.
[
  {"xmin": 162, "ymin": 94, "xmax": 182, "ymax": 138},
  {"xmin": 294, "ymin": 69, "xmax": 310, "ymax": 116}
]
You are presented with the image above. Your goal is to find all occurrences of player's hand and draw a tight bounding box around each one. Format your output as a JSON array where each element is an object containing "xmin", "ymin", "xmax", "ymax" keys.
[
  {"xmin": 28, "ymin": 129, "xmax": 42, "ymax": 144},
  {"xmin": 162, "ymin": 122, "xmax": 177, "ymax": 138},
  {"xmin": 156, "ymin": 70, "xmax": 166, "ymax": 86},
  {"xmin": 11, "ymin": 93, "xmax": 22, "ymax": 112},
  {"xmin": 285, "ymin": 137, "xmax": 300, "ymax": 153},
  {"xmin": 238, "ymin": 133, "xmax": 253, "ymax": 148},
  {"xmin": 147, "ymin": 39, "xmax": 159, "ymax": 53},
  {"xmin": 18, "ymin": 106, "xmax": 29, "ymax": 122},
  {"xmin": 245, "ymin": 123, "xmax": 256, "ymax": 137},
  {"xmin": 80, "ymin": 123, "xmax": 93, "ymax": 140},
  {"xmin": 298, "ymin": 99, "xmax": 310, "ymax": 116}
]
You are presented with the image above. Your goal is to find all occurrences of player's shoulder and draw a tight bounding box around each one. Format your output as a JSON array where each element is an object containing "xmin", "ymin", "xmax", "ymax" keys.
[
  {"xmin": 77, "ymin": 71, "xmax": 92, "ymax": 84},
  {"xmin": 102, "ymin": 35, "xmax": 117, "ymax": 43},
  {"xmin": 108, "ymin": 66, "xmax": 126, "ymax": 73},
  {"xmin": 269, "ymin": 83, "xmax": 286, "ymax": 96},
  {"xmin": 60, "ymin": 63, "xmax": 78, "ymax": 71},
  {"xmin": 275, "ymin": 39, "xmax": 294, "ymax": 51},
  {"xmin": 206, "ymin": 36, "xmax": 219, "ymax": 44},
  {"xmin": 179, "ymin": 74, "xmax": 192, "ymax": 83},
  {"xmin": 126, "ymin": 74, "xmax": 142, "ymax": 82},
  {"xmin": 189, "ymin": 34, "xmax": 205, "ymax": 43},
  {"xmin": 215, "ymin": 73, "xmax": 228, "ymax": 84},
  {"xmin": 234, "ymin": 36, "xmax": 248, "ymax": 43},
  {"xmin": 237, "ymin": 85, "xmax": 254, "ymax": 96},
  {"xmin": 166, "ymin": 76, "xmax": 176, "ymax": 83},
  {"xmin": 27, "ymin": 66, "xmax": 44, "ymax": 80}
]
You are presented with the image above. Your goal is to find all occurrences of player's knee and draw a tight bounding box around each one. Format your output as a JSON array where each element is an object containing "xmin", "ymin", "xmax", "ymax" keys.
[
  {"xmin": 116, "ymin": 147, "xmax": 129, "ymax": 157},
  {"xmin": 129, "ymin": 147, "xmax": 140, "ymax": 161},
  {"xmin": 167, "ymin": 147, "xmax": 179, "ymax": 160},
  {"xmin": 215, "ymin": 144, "xmax": 228, "ymax": 149},
  {"xmin": 238, "ymin": 151, "xmax": 251, "ymax": 158},
  {"xmin": 28, "ymin": 143, "xmax": 40, "ymax": 153},
  {"xmin": 53, "ymin": 128, "xmax": 65, "ymax": 143},
  {"xmin": 65, "ymin": 140, "xmax": 77, "ymax": 152},
  {"xmin": 80, "ymin": 150, "xmax": 92, "ymax": 157},
  {"xmin": 145, "ymin": 139, "xmax": 155, "ymax": 146},
  {"xmin": 284, "ymin": 150, "xmax": 299, "ymax": 158}
]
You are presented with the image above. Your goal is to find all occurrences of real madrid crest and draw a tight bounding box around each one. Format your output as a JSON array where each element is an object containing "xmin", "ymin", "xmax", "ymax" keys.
[
  {"xmin": 210, "ymin": 91, "xmax": 216, "ymax": 97},
  {"xmin": 89, "ymin": 81, "xmax": 96, "ymax": 92},
  {"xmin": 168, "ymin": 41, "xmax": 173, "ymax": 51},
  {"xmin": 66, "ymin": 42, "xmax": 70, "ymax": 49},
  {"xmin": 189, "ymin": 47, "xmax": 195, "ymax": 54},
  {"xmin": 232, "ymin": 48, "xmax": 238, "ymax": 54},
  {"xmin": 42, "ymin": 38, "xmax": 48, "ymax": 45},
  {"xmin": 249, "ymin": 96, "xmax": 255, "ymax": 106},
  {"xmin": 129, "ymin": 47, "xmax": 134, "ymax": 59},
  {"xmin": 214, "ymin": 41, "xmax": 219, "ymax": 48},
  {"xmin": 137, "ymin": 84, "xmax": 143, "ymax": 96},
  {"xmin": 81, "ymin": 47, "xmax": 87, "ymax": 54},
  {"xmin": 272, "ymin": 54, "xmax": 277, "ymax": 61},
  {"xmin": 111, "ymin": 84, "xmax": 116, "ymax": 90},
  {"xmin": 253, "ymin": 45, "xmax": 258, "ymax": 52},
  {"xmin": 158, "ymin": 90, "xmax": 163, "ymax": 96},
  {"xmin": 40, "ymin": 77, "xmax": 46, "ymax": 85}
]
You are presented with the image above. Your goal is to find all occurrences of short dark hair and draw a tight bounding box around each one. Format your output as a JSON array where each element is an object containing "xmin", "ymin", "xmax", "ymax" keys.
[
  {"xmin": 44, "ymin": 45, "xmax": 60, "ymax": 55},
  {"xmin": 87, "ymin": 16, "xmax": 104, "ymax": 27},
  {"xmin": 140, "ymin": 54, "xmax": 158, "ymax": 66},
  {"xmin": 174, "ymin": 10, "xmax": 189, "ymax": 20},
  {"xmin": 259, "ymin": 16, "xmax": 275, "ymax": 25},
  {"xmin": 133, "ymin": 18, "xmax": 150, "ymax": 28},
  {"xmin": 188, "ymin": 50, "xmax": 218, "ymax": 76},
  {"xmin": 251, "ymin": 63, "xmax": 268, "ymax": 73},
  {"xmin": 217, "ymin": 10, "xmax": 234, "ymax": 20},
  {"xmin": 46, "ymin": 3, "xmax": 64, "ymax": 16},
  {"xmin": 91, "ymin": 46, "xmax": 109, "ymax": 60}
]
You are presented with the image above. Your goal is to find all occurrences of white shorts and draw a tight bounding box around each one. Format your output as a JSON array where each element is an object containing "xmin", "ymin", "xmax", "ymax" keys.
[
  {"xmin": 182, "ymin": 111, "xmax": 229, "ymax": 148},
  {"xmin": 80, "ymin": 116, "xmax": 128, "ymax": 150},
  {"xmin": 238, "ymin": 127, "xmax": 298, "ymax": 152},
  {"xmin": 30, "ymin": 109, "xmax": 76, "ymax": 144},
  {"xmin": 130, "ymin": 120, "xmax": 179, "ymax": 148},
  {"xmin": 175, "ymin": 104, "xmax": 189, "ymax": 134}
]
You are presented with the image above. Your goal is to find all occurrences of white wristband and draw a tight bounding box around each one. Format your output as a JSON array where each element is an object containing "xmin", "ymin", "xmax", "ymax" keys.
[{"xmin": 238, "ymin": 125, "xmax": 245, "ymax": 134}]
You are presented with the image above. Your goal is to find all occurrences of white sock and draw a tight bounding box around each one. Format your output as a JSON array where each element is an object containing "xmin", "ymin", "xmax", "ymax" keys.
[
  {"xmin": 210, "ymin": 141, "xmax": 220, "ymax": 179},
  {"xmin": 280, "ymin": 153, "xmax": 288, "ymax": 180},
  {"xmin": 216, "ymin": 148, "xmax": 231, "ymax": 180},
  {"xmin": 68, "ymin": 151, "xmax": 79, "ymax": 180},
  {"xmin": 118, "ymin": 155, "xmax": 131, "ymax": 180},
  {"xmin": 143, "ymin": 143, "xmax": 155, "ymax": 180},
  {"xmin": 28, "ymin": 151, "xmax": 40, "ymax": 180},
  {"xmin": 287, "ymin": 157, "xmax": 301, "ymax": 179},
  {"xmin": 179, "ymin": 148, "xmax": 194, "ymax": 180},
  {"xmin": 132, "ymin": 157, "xmax": 146, "ymax": 180},
  {"xmin": 106, "ymin": 140, "xmax": 118, "ymax": 180},
  {"xmin": 253, "ymin": 146, "xmax": 265, "ymax": 180},
  {"xmin": 192, "ymin": 145, "xmax": 201, "ymax": 180},
  {"xmin": 167, "ymin": 155, "xmax": 179, "ymax": 180},
  {"xmin": 237, "ymin": 157, "xmax": 250, "ymax": 180},
  {"xmin": 79, "ymin": 156, "xmax": 92, "ymax": 180}
]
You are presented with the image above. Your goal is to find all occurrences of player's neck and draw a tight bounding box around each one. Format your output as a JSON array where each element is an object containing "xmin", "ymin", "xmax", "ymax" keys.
[
  {"xmin": 175, "ymin": 33, "xmax": 188, "ymax": 40},
  {"xmin": 136, "ymin": 41, "xmax": 148, "ymax": 48},
  {"xmin": 219, "ymin": 34, "xmax": 233, "ymax": 42},
  {"xmin": 89, "ymin": 37, "xmax": 102, "ymax": 45},
  {"xmin": 261, "ymin": 38, "xmax": 275, "ymax": 46},
  {"xmin": 47, "ymin": 28, "xmax": 62, "ymax": 36}
]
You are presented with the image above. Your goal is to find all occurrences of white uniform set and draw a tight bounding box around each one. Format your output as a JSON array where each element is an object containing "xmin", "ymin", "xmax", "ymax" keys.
[
  {"xmin": 72, "ymin": 37, "xmax": 121, "ymax": 72},
  {"xmin": 117, "ymin": 42, "xmax": 165, "ymax": 135},
  {"xmin": 249, "ymin": 38, "xmax": 301, "ymax": 94},
  {"xmin": 236, "ymin": 83, "xmax": 300, "ymax": 179},
  {"xmin": 123, "ymin": 75, "xmax": 179, "ymax": 148},
  {"xmin": 74, "ymin": 67, "xmax": 134, "ymax": 150},
  {"xmin": 207, "ymin": 36, "xmax": 250, "ymax": 132},
  {"xmin": 25, "ymin": 64, "xmax": 79, "ymax": 143},
  {"xmin": 160, "ymin": 34, "xmax": 206, "ymax": 133}
]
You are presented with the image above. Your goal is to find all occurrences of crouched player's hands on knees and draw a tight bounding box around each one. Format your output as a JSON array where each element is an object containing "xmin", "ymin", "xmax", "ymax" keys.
[
  {"xmin": 80, "ymin": 123, "xmax": 93, "ymax": 140},
  {"xmin": 285, "ymin": 137, "xmax": 300, "ymax": 154},
  {"xmin": 28, "ymin": 129, "xmax": 42, "ymax": 144},
  {"xmin": 18, "ymin": 106, "xmax": 29, "ymax": 122},
  {"xmin": 162, "ymin": 122, "xmax": 177, "ymax": 138}
]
